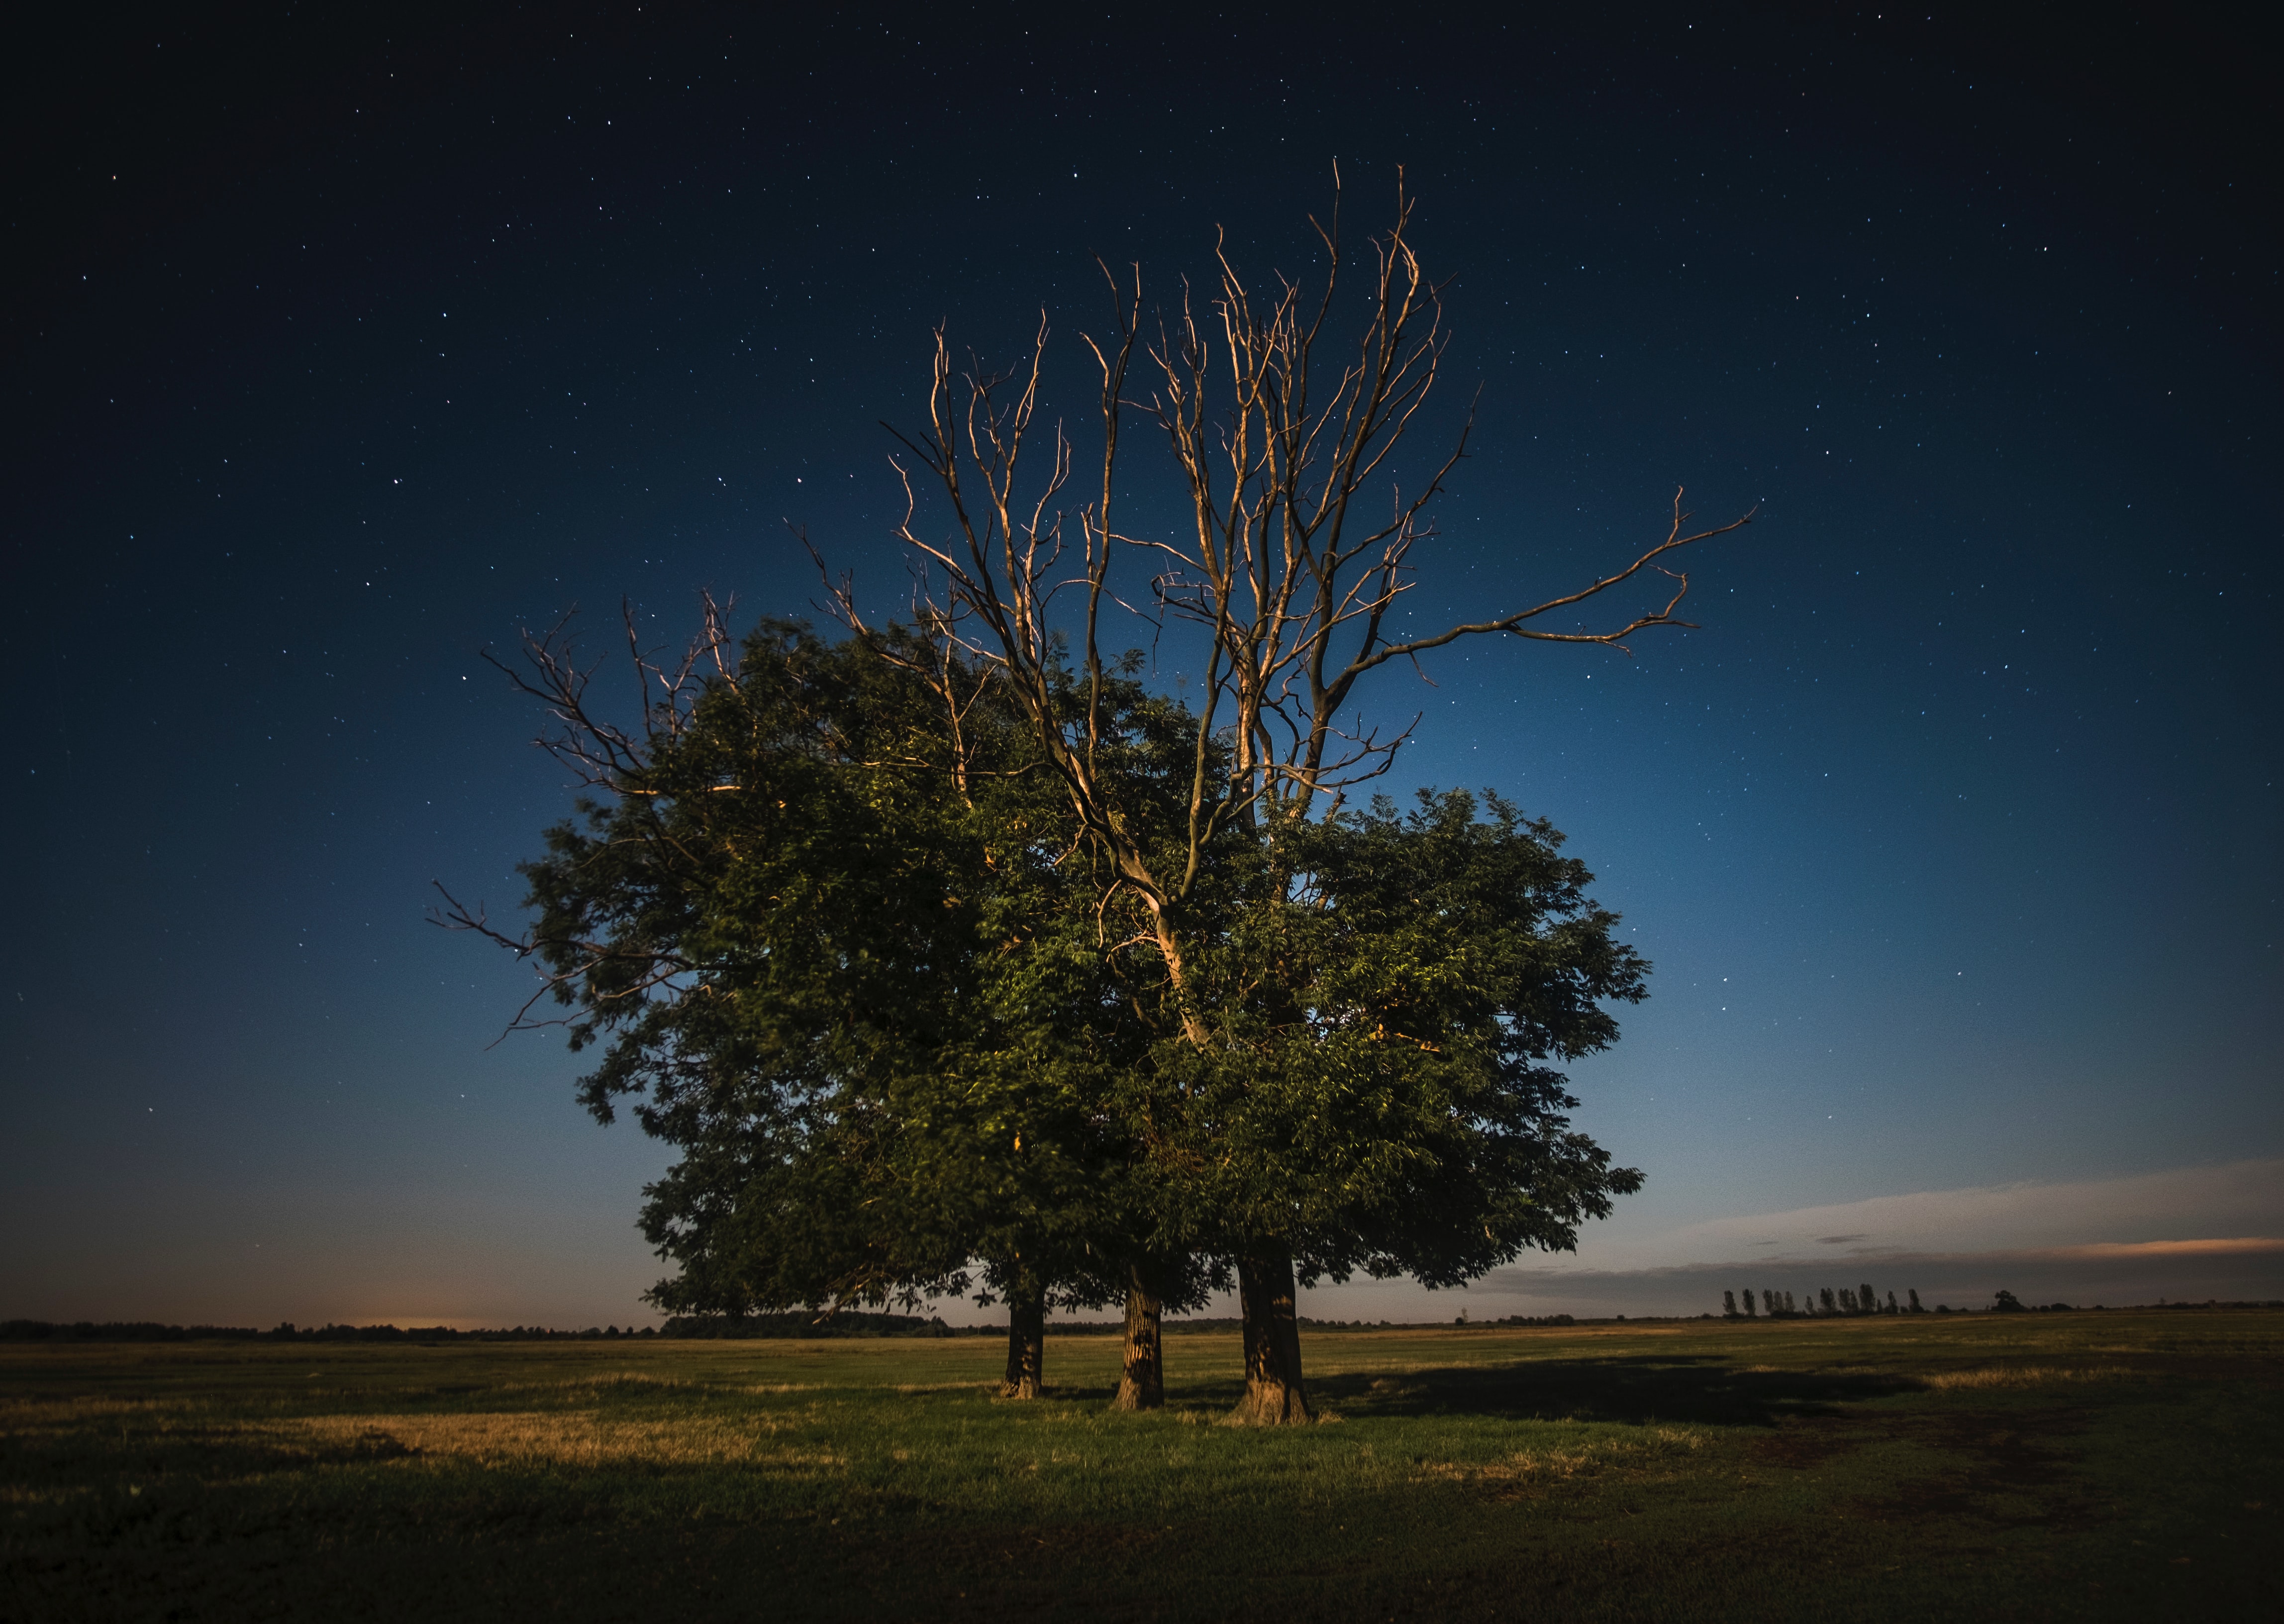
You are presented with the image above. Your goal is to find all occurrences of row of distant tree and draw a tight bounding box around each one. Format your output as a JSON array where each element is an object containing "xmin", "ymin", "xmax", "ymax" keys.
[
  {"xmin": 0, "ymin": 1317, "xmax": 970, "ymax": 1343},
  {"xmin": 0, "ymin": 1320, "xmax": 666, "ymax": 1343},
  {"xmin": 1, "ymin": 1311, "xmax": 1589, "ymax": 1344},
  {"xmin": 1721, "ymin": 1285, "xmax": 1924, "ymax": 1319}
]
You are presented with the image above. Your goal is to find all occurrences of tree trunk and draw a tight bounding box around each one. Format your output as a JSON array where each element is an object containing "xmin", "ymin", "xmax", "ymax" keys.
[
  {"xmin": 1001, "ymin": 1266, "xmax": 1046, "ymax": 1399},
  {"xmin": 1111, "ymin": 1263, "xmax": 1165, "ymax": 1411},
  {"xmin": 1228, "ymin": 1246, "xmax": 1313, "ymax": 1424}
]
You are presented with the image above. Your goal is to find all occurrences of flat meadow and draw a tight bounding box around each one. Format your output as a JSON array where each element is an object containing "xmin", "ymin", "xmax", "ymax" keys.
[{"xmin": 2, "ymin": 1310, "xmax": 2276, "ymax": 1621}]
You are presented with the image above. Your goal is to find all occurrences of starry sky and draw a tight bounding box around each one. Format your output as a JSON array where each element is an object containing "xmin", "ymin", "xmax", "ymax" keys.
[{"xmin": 5, "ymin": 5, "xmax": 2277, "ymax": 1328}]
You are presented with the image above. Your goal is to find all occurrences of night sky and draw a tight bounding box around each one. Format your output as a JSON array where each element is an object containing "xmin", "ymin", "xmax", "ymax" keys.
[{"xmin": 6, "ymin": 5, "xmax": 2277, "ymax": 1328}]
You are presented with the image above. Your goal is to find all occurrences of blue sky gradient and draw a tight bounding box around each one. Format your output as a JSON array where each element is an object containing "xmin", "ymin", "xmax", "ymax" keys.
[{"xmin": 5, "ymin": 5, "xmax": 2275, "ymax": 1327}]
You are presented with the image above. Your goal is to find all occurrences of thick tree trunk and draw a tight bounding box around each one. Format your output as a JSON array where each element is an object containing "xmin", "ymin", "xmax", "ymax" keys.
[
  {"xmin": 1111, "ymin": 1264, "xmax": 1165, "ymax": 1411},
  {"xmin": 1145, "ymin": 903, "xmax": 1213, "ymax": 1047},
  {"xmin": 1000, "ymin": 1266, "xmax": 1046, "ymax": 1399},
  {"xmin": 1228, "ymin": 1246, "xmax": 1313, "ymax": 1424}
]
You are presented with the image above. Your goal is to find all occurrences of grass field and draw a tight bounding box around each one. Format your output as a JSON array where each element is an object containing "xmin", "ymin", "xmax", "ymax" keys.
[{"xmin": 2, "ymin": 1311, "xmax": 2277, "ymax": 1621}]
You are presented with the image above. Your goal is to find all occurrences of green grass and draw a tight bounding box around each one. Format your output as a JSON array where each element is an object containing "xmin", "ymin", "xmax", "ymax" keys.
[{"xmin": 4, "ymin": 1311, "xmax": 2278, "ymax": 1620}]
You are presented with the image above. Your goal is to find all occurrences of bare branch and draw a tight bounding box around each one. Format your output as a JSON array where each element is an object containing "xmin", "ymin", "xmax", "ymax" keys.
[
  {"xmin": 851, "ymin": 174, "xmax": 1748, "ymax": 1045},
  {"xmin": 1348, "ymin": 492, "xmax": 1756, "ymax": 678}
]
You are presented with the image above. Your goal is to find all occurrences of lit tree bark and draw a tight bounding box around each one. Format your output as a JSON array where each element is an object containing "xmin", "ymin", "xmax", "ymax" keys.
[
  {"xmin": 1228, "ymin": 1248, "xmax": 1312, "ymax": 1424},
  {"xmin": 1001, "ymin": 1262, "xmax": 1046, "ymax": 1399},
  {"xmin": 1111, "ymin": 1263, "xmax": 1166, "ymax": 1412}
]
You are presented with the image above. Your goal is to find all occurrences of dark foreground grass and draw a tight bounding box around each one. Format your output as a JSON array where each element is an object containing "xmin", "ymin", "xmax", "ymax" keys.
[{"xmin": 2, "ymin": 1311, "xmax": 2277, "ymax": 1621}]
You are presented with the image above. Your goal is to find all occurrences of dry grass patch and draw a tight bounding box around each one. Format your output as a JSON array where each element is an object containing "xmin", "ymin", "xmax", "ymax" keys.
[
  {"xmin": 284, "ymin": 1411, "xmax": 838, "ymax": 1471},
  {"xmin": 1420, "ymin": 1424, "xmax": 1710, "ymax": 1489},
  {"xmin": 1921, "ymin": 1365, "xmax": 2136, "ymax": 1390},
  {"xmin": 0, "ymin": 1395, "xmax": 196, "ymax": 1431}
]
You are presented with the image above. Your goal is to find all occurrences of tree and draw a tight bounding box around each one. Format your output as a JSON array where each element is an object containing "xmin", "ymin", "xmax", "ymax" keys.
[
  {"xmin": 1071, "ymin": 787, "xmax": 1648, "ymax": 1420},
  {"xmin": 1907, "ymin": 1288, "xmax": 1923, "ymax": 1314},
  {"xmin": 823, "ymin": 172, "xmax": 1748, "ymax": 1421},
  {"xmin": 1723, "ymin": 1291, "xmax": 1738, "ymax": 1317},
  {"xmin": 1859, "ymin": 1282, "xmax": 1876, "ymax": 1316},
  {"xmin": 438, "ymin": 612, "xmax": 1196, "ymax": 1394}
]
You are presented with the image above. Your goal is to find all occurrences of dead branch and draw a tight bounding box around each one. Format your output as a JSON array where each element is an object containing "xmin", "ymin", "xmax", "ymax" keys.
[{"xmin": 857, "ymin": 169, "xmax": 1752, "ymax": 1038}]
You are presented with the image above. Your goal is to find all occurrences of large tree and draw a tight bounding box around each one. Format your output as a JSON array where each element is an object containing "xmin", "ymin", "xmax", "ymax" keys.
[
  {"xmin": 823, "ymin": 173, "xmax": 1747, "ymax": 1419},
  {"xmin": 453, "ymin": 179, "xmax": 1732, "ymax": 1420},
  {"xmin": 1069, "ymin": 787, "xmax": 1651, "ymax": 1421},
  {"xmin": 440, "ymin": 611, "xmax": 1199, "ymax": 1394}
]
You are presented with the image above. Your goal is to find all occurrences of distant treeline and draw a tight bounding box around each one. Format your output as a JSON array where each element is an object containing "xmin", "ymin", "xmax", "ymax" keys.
[
  {"xmin": 0, "ymin": 1320, "xmax": 668, "ymax": 1343},
  {"xmin": 1723, "ymin": 1284, "xmax": 1919, "ymax": 1319},
  {"xmin": 1718, "ymin": 1288, "xmax": 2284, "ymax": 1320},
  {"xmin": 0, "ymin": 1312, "xmax": 1586, "ymax": 1344},
  {"xmin": 13, "ymin": 1302, "xmax": 2271, "ymax": 1345},
  {"xmin": 664, "ymin": 1312, "xmax": 961, "ymax": 1339},
  {"xmin": 560, "ymin": 1313, "xmax": 1585, "ymax": 1338}
]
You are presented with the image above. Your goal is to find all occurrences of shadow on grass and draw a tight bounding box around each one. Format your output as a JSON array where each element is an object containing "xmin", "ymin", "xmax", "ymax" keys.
[
  {"xmin": 1301, "ymin": 1354, "xmax": 1923, "ymax": 1426},
  {"xmin": 1040, "ymin": 1352, "xmax": 1921, "ymax": 1425}
]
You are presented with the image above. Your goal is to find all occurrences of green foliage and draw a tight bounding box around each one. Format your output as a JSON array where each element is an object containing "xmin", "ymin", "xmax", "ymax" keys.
[
  {"xmin": 515, "ymin": 620, "xmax": 1154, "ymax": 1317},
  {"xmin": 492, "ymin": 616, "xmax": 1649, "ymax": 1331},
  {"xmin": 1142, "ymin": 790, "xmax": 1646, "ymax": 1287}
]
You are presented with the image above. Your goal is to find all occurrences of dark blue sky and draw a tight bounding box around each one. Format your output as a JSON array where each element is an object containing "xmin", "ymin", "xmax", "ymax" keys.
[{"xmin": 5, "ymin": 5, "xmax": 2276, "ymax": 1326}]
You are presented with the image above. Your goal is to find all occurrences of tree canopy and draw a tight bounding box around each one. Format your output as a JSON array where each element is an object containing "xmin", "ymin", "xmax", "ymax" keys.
[
  {"xmin": 1172, "ymin": 788, "xmax": 1649, "ymax": 1293},
  {"xmin": 451, "ymin": 613, "xmax": 1651, "ymax": 1413},
  {"xmin": 450, "ymin": 181, "xmax": 1732, "ymax": 1418},
  {"xmin": 450, "ymin": 615, "xmax": 1222, "ymax": 1392}
]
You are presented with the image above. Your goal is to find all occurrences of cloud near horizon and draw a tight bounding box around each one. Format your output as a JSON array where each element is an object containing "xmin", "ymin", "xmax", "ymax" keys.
[
  {"xmin": 1380, "ymin": 1160, "xmax": 2284, "ymax": 1316},
  {"xmin": 1567, "ymin": 1158, "xmax": 2284, "ymax": 1272},
  {"xmin": 1488, "ymin": 1233, "xmax": 2284, "ymax": 1283},
  {"xmin": 2049, "ymin": 1236, "xmax": 2284, "ymax": 1259}
]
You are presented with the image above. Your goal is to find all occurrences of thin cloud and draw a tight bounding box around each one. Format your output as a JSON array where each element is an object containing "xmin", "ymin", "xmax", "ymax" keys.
[
  {"xmin": 2048, "ymin": 1237, "xmax": 2284, "ymax": 1260},
  {"xmin": 1460, "ymin": 1234, "xmax": 2284, "ymax": 1319},
  {"xmin": 1487, "ymin": 1237, "xmax": 2284, "ymax": 1285},
  {"xmin": 1287, "ymin": 1166, "xmax": 2284, "ymax": 1323},
  {"xmin": 1568, "ymin": 1158, "xmax": 2284, "ymax": 1272}
]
